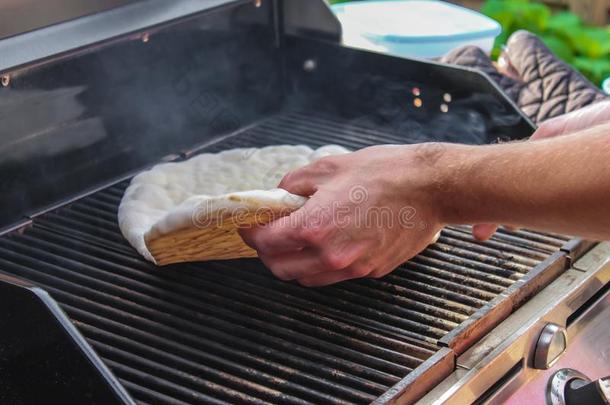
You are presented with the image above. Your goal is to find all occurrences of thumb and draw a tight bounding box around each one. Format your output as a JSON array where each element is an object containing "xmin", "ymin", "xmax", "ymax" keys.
[{"xmin": 278, "ymin": 167, "xmax": 318, "ymax": 197}]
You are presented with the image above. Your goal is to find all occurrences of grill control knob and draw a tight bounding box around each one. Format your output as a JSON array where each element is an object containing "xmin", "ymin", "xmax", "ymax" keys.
[
  {"xmin": 547, "ymin": 369, "xmax": 610, "ymax": 405},
  {"xmin": 533, "ymin": 323, "xmax": 567, "ymax": 370},
  {"xmin": 565, "ymin": 376, "xmax": 610, "ymax": 405}
]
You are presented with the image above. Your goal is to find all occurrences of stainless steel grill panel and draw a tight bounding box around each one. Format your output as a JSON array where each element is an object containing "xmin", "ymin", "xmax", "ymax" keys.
[{"xmin": 0, "ymin": 110, "xmax": 576, "ymax": 404}]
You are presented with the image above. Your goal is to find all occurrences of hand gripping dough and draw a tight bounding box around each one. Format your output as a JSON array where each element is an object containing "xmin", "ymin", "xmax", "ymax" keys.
[{"xmin": 118, "ymin": 145, "xmax": 350, "ymax": 265}]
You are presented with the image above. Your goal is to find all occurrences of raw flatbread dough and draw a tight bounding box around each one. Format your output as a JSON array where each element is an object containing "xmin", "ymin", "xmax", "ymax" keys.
[{"xmin": 118, "ymin": 145, "xmax": 350, "ymax": 265}]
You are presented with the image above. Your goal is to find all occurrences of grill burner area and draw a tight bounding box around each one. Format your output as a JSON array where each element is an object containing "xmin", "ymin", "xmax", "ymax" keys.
[{"xmin": 0, "ymin": 110, "xmax": 575, "ymax": 404}]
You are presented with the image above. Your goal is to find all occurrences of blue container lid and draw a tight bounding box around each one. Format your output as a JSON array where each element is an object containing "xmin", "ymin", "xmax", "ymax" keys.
[
  {"xmin": 603, "ymin": 77, "xmax": 610, "ymax": 95},
  {"xmin": 332, "ymin": 0, "xmax": 502, "ymax": 43}
]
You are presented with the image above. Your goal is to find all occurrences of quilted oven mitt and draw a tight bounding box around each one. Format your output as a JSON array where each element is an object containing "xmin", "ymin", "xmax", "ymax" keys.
[{"xmin": 441, "ymin": 30, "xmax": 608, "ymax": 125}]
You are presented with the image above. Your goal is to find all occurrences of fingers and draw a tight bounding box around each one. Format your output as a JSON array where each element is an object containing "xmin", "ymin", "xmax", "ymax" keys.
[
  {"xmin": 259, "ymin": 248, "xmax": 358, "ymax": 281},
  {"xmin": 244, "ymin": 157, "xmax": 341, "ymax": 253},
  {"xmin": 531, "ymin": 117, "xmax": 569, "ymax": 140},
  {"xmin": 472, "ymin": 224, "xmax": 498, "ymax": 241},
  {"xmin": 367, "ymin": 259, "xmax": 402, "ymax": 280},
  {"xmin": 278, "ymin": 170, "xmax": 317, "ymax": 197},
  {"xmin": 533, "ymin": 100, "xmax": 610, "ymax": 140},
  {"xmin": 299, "ymin": 246, "xmax": 413, "ymax": 287},
  {"xmin": 366, "ymin": 231, "xmax": 436, "ymax": 280},
  {"xmin": 431, "ymin": 230, "xmax": 441, "ymax": 244},
  {"xmin": 299, "ymin": 234, "xmax": 435, "ymax": 286},
  {"xmin": 472, "ymin": 224, "xmax": 522, "ymax": 241},
  {"xmin": 278, "ymin": 158, "xmax": 338, "ymax": 196},
  {"xmin": 258, "ymin": 249, "xmax": 318, "ymax": 281},
  {"xmin": 239, "ymin": 212, "xmax": 307, "ymax": 254},
  {"xmin": 296, "ymin": 261, "xmax": 375, "ymax": 287},
  {"xmin": 239, "ymin": 197, "xmax": 335, "ymax": 255},
  {"xmin": 258, "ymin": 242, "xmax": 365, "ymax": 282}
]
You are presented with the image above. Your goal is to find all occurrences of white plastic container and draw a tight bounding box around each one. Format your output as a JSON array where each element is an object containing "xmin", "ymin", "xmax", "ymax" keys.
[{"xmin": 331, "ymin": 0, "xmax": 502, "ymax": 59}]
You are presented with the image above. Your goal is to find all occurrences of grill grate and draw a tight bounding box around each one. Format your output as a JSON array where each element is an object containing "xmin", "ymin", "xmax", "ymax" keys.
[{"xmin": 0, "ymin": 110, "xmax": 573, "ymax": 404}]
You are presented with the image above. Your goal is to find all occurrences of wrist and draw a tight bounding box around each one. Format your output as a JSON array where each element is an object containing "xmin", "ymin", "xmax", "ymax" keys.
[{"xmin": 424, "ymin": 142, "xmax": 481, "ymax": 225}]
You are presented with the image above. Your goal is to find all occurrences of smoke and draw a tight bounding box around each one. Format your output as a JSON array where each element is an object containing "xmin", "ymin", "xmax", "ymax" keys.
[
  {"xmin": 284, "ymin": 71, "xmax": 527, "ymax": 148},
  {"xmin": 0, "ymin": 2, "xmax": 531, "ymax": 228}
]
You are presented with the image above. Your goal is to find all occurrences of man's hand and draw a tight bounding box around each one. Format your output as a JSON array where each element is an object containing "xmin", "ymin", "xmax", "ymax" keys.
[
  {"xmin": 241, "ymin": 120, "xmax": 610, "ymax": 287},
  {"xmin": 472, "ymin": 101, "xmax": 610, "ymax": 241},
  {"xmin": 239, "ymin": 145, "xmax": 445, "ymax": 287}
]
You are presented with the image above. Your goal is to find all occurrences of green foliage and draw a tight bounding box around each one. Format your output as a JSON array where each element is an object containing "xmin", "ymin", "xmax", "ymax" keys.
[
  {"xmin": 482, "ymin": 0, "xmax": 549, "ymax": 34},
  {"xmin": 482, "ymin": 0, "xmax": 610, "ymax": 86},
  {"xmin": 566, "ymin": 27, "xmax": 610, "ymax": 59},
  {"xmin": 547, "ymin": 11, "xmax": 581, "ymax": 34},
  {"xmin": 540, "ymin": 35, "xmax": 574, "ymax": 62},
  {"xmin": 574, "ymin": 57, "xmax": 610, "ymax": 85}
]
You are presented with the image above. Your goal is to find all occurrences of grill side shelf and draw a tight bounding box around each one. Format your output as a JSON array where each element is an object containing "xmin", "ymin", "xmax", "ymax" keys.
[{"xmin": 0, "ymin": 274, "xmax": 135, "ymax": 405}]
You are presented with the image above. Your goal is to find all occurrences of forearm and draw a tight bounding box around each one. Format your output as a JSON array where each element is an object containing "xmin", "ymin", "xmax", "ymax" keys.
[{"xmin": 435, "ymin": 122, "xmax": 610, "ymax": 240}]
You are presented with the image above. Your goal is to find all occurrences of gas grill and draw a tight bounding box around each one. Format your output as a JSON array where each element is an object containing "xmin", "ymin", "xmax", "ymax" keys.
[{"xmin": 0, "ymin": 1, "xmax": 608, "ymax": 404}]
